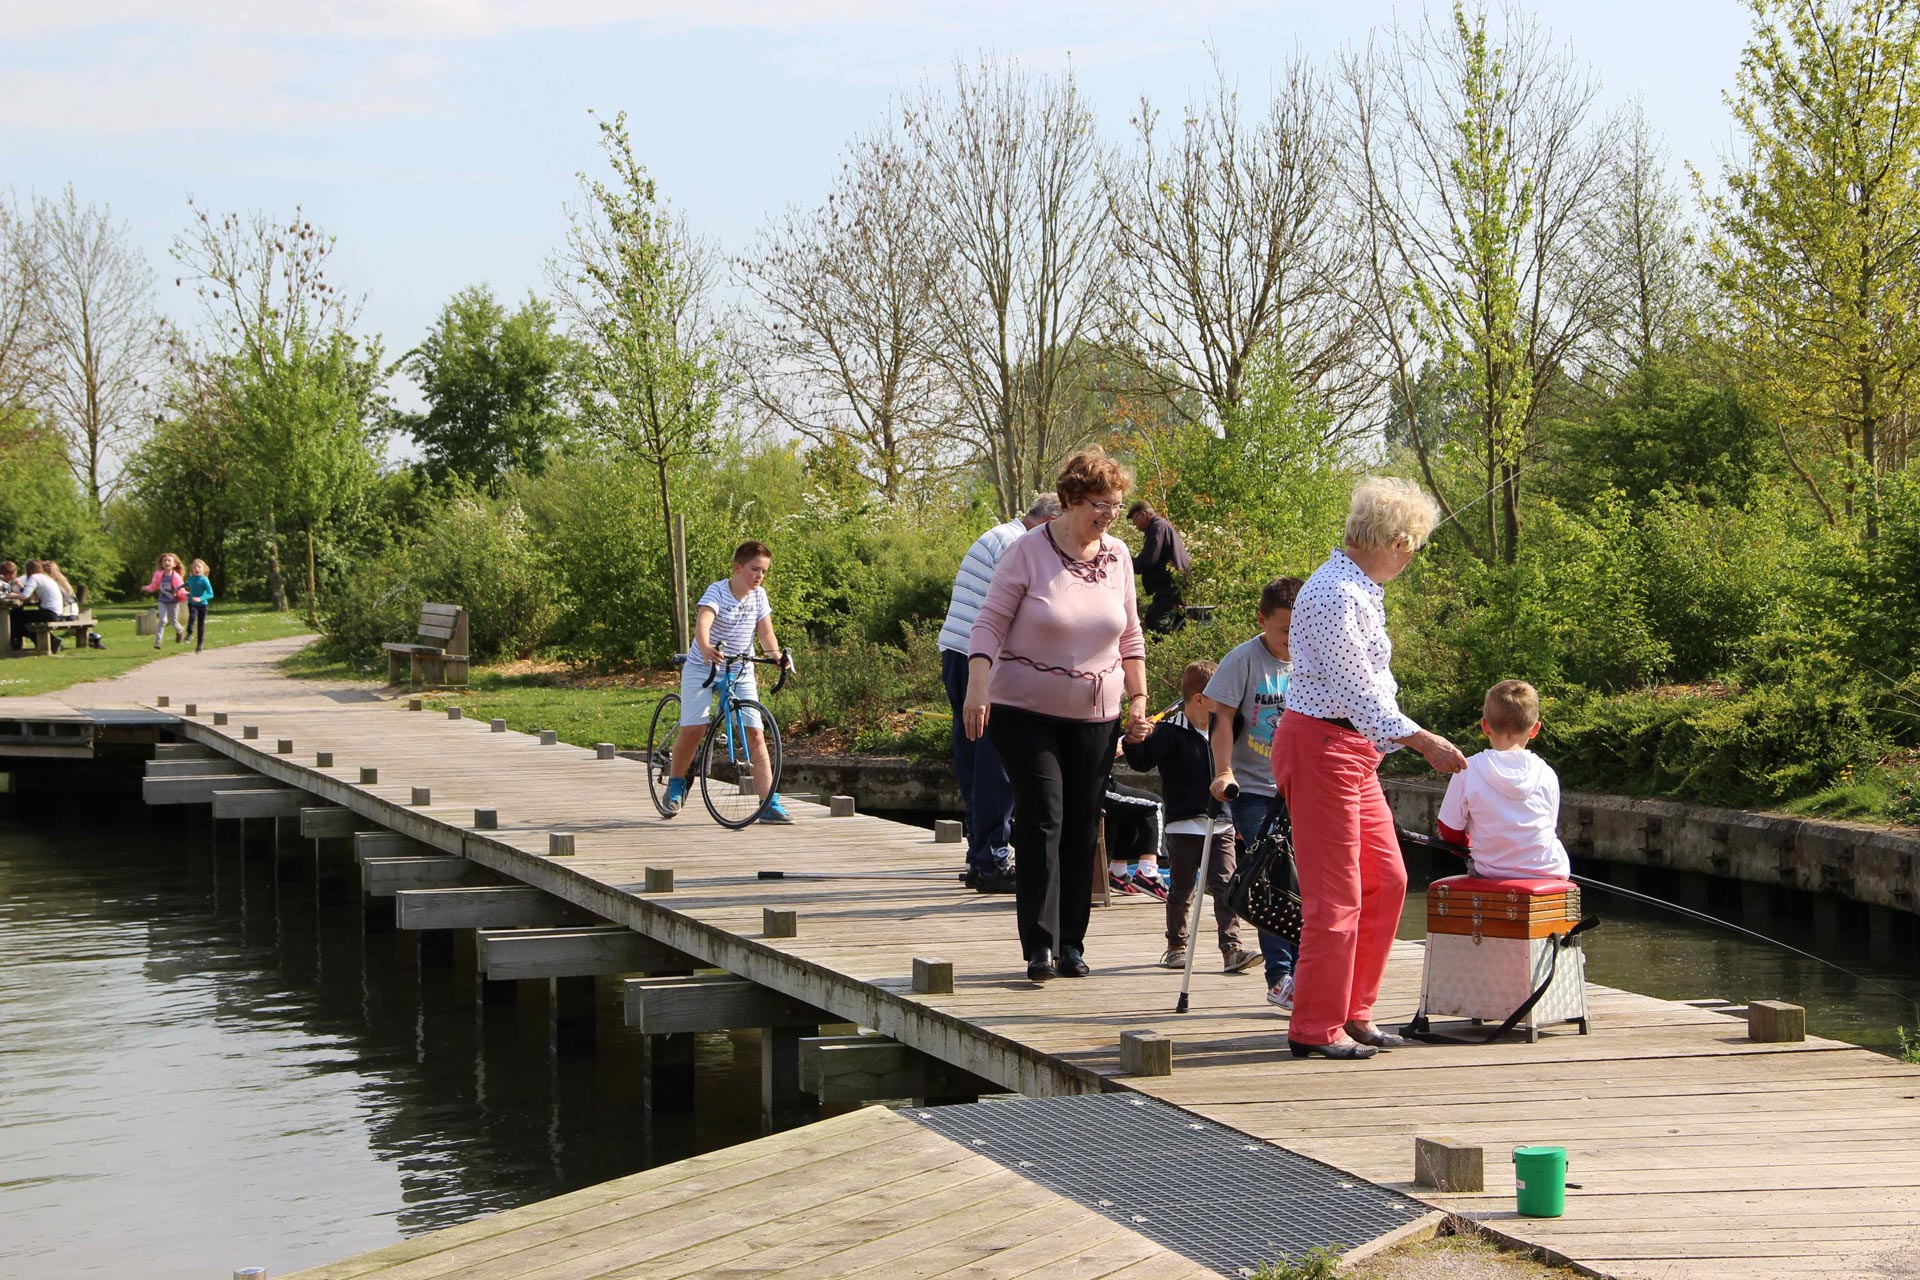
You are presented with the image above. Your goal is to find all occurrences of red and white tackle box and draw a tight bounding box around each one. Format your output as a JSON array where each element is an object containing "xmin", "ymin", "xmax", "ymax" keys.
[{"xmin": 1416, "ymin": 875, "xmax": 1590, "ymax": 1042}]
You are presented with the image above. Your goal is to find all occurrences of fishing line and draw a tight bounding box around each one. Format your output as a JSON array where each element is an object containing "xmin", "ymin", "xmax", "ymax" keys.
[
  {"xmin": 1566, "ymin": 872, "xmax": 1920, "ymax": 1025},
  {"xmin": 1426, "ymin": 457, "xmax": 1541, "ymax": 538}
]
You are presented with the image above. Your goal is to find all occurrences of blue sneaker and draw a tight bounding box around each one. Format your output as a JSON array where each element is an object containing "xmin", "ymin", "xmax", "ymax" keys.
[
  {"xmin": 761, "ymin": 794, "xmax": 794, "ymax": 824},
  {"xmin": 662, "ymin": 776, "xmax": 688, "ymax": 817}
]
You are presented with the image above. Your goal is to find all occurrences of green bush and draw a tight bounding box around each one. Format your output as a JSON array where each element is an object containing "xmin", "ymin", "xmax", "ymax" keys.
[
  {"xmin": 317, "ymin": 489, "xmax": 560, "ymax": 663},
  {"xmin": 1540, "ymin": 681, "xmax": 1881, "ymax": 807}
]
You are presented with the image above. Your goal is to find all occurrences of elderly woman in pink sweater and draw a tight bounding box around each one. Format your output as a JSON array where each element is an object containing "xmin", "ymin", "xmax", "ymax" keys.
[{"xmin": 964, "ymin": 448, "xmax": 1152, "ymax": 984}]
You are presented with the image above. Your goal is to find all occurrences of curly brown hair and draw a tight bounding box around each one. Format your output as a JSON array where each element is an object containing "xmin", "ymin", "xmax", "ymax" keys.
[{"xmin": 1054, "ymin": 447, "xmax": 1133, "ymax": 507}]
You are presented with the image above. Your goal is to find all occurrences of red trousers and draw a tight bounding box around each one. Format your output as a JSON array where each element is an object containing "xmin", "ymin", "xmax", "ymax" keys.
[{"xmin": 1271, "ymin": 710, "xmax": 1408, "ymax": 1046}]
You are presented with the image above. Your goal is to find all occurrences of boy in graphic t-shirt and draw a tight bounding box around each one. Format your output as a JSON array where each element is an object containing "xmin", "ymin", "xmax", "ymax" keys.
[
  {"xmin": 662, "ymin": 539, "xmax": 795, "ymax": 823},
  {"xmin": 1202, "ymin": 575, "xmax": 1305, "ymax": 1008},
  {"xmin": 1435, "ymin": 679, "xmax": 1571, "ymax": 881}
]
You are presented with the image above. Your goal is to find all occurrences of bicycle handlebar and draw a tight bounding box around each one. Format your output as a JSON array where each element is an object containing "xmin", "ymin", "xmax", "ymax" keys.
[{"xmin": 676, "ymin": 650, "xmax": 793, "ymax": 695}]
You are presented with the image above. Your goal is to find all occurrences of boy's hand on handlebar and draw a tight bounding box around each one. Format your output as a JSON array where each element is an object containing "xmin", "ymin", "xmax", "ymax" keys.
[
  {"xmin": 1210, "ymin": 769, "xmax": 1237, "ymax": 802},
  {"xmin": 699, "ymin": 641, "xmax": 724, "ymax": 666}
]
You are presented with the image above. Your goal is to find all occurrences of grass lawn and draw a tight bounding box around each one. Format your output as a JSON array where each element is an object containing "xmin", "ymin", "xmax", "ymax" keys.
[{"xmin": 0, "ymin": 602, "xmax": 313, "ymax": 699}]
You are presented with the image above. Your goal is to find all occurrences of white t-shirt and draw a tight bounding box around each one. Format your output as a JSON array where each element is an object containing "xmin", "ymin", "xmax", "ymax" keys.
[
  {"xmin": 1436, "ymin": 747, "xmax": 1571, "ymax": 880},
  {"xmin": 691, "ymin": 580, "xmax": 770, "ymax": 662},
  {"xmin": 22, "ymin": 573, "xmax": 62, "ymax": 612}
]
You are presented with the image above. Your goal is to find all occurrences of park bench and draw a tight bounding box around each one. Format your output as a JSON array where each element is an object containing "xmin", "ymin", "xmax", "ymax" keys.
[
  {"xmin": 382, "ymin": 603, "xmax": 469, "ymax": 690},
  {"xmin": 25, "ymin": 611, "xmax": 94, "ymax": 656}
]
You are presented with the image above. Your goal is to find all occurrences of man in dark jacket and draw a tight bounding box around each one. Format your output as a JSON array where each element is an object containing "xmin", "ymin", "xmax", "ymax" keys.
[{"xmin": 1128, "ymin": 502, "xmax": 1190, "ymax": 633}]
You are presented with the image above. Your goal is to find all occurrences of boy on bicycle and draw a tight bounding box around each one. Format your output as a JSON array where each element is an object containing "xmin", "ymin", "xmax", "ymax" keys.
[{"xmin": 663, "ymin": 539, "xmax": 795, "ymax": 823}]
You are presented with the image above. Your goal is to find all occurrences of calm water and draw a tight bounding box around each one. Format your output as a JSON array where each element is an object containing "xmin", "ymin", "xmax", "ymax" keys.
[
  {"xmin": 0, "ymin": 772, "xmax": 763, "ymax": 1280},
  {"xmin": 5, "ymin": 779, "xmax": 1920, "ymax": 1279}
]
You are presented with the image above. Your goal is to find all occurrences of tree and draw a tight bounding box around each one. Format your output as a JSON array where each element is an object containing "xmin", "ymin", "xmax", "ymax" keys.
[
  {"xmin": 1346, "ymin": 3, "xmax": 1613, "ymax": 564},
  {"xmin": 1593, "ymin": 104, "xmax": 1702, "ymax": 376},
  {"xmin": 907, "ymin": 57, "xmax": 1112, "ymax": 515},
  {"xmin": 550, "ymin": 110, "xmax": 728, "ymax": 648},
  {"xmin": 737, "ymin": 128, "xmax": 952, "ymax": 503},
  {"xmin": 169, "ymin": 202, "xmax": 386, "ymax": 615},
  {"xmin": 33, "ymin": 185, "xmax": 167, "ymax": 514},
  {"xmin": 1106, "ymin": 56, "xmax": 1364, "ymax": 434},
  {"xmin": 398, "ymin": 285, "xmax": 574, "ymax": 490},
  {"xmin": 0, "ymin": 192, "xmax": 47, "ymax": 423},
  {"xmin": 1706, "ymin": 0, "xmax": 1920, "ymax": 526}
]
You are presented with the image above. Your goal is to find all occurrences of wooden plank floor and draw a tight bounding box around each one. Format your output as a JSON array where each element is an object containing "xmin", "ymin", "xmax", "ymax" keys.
[
  {"xmin": 277, "ymin": 1106, "xmax": 1219, "ymax": 1280},
  {"xmin": 35, "ymin": 638, "xmax": 1920, "ymax": 1279}
]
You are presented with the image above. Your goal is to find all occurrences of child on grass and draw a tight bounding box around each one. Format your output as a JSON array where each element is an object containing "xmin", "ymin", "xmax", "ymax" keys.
[
  {"xmin": 1435, "ymin": 679, "xmax": 1571, "ymax": 881},
  {"xmin": 1125, "ymin": 659, "xmax": 1262, "ymax": 975}
]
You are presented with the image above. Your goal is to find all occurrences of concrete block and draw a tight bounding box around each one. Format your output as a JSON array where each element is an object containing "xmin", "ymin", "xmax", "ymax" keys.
[
  {"xmin": 213, "ymin": 712, "xmax": 228, "ymax": 725},
  {"xmin": 643, "ymin": 866, "xmax": 674, "ymax": 893},
  {"xmin": 540, "ymin": 729, "xmax": 558, "ymax": 745},
  {"xmin": 1120, "ymin": 1030, "xmax": 1172, "ymax": 1077},
  {"xmin": 934, "ymin": 819, "xmax": 963, "ymax": 844},
  {"xmin": 241, "ymin": 725, "xmax": 258, "ymax": 740},
  {"xmin": 912, "ymin": 957, "xmax": 954, "ymax": 995},
  {"xmin": 315, "ymin": 751, "xmax": 333, "ymax": 768},
  {"xmin": 597, "ymin": 742, "xmax": 616, "ymax": 760},
  {"xmin": 411, "ymin": 787, "xmax": 432, "ymax": 806},
  {"xmin": 491, "ymin": 718, "xmax": 507, "ymax": 733},
  {"xmin": 829, "ymin": 795, "xmax": 856, "ymax": 818},
  {"xmin": 1749, "ymin": 1000, "xmax": 1806, "ymax": 1043},
  {"xmin": 276, "ymin": 739, "xmax": 293, "ymax": 754},
  {"xmin": 408, "ymin": 698, "xmax": 422, "ymax": 711},
  {"xmin": 446, "ymin": 706, "xmax": 463, "ymax": 720},
  {"xmin": 1413, "ymin": 1136, "xmax": 1485, "ymax": 1192},
  {"xmin": 474, "ymin": 808, "xmax": 498, "ymax": 830},
  {"xmin": 764, "ymin": 907, "xmax": 798, "ymax": 939},
  {"xmin": 548, "ymin": 832, "xmax": 576, "ymax": 857},
  {"xmin": 360, "ymin": 767, "xmax": 379, "ymax": 784}
]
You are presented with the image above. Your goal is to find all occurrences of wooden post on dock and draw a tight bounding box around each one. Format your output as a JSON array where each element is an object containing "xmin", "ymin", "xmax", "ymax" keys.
[
  {"xmin": 763, "ymin": 1023, "xmax": 821, "ymax": 1131},
  {"xmin": 1749, "ymin": 1000, "xmax": 1806, "ymax": 1042},
  {"xmin": 645, "ymin": 1032, "xmax": 696, "ymax": 1114},
  {"xmin": 1414, "ymin": 1137, "xmax": 1485, "ymax": 1192}
]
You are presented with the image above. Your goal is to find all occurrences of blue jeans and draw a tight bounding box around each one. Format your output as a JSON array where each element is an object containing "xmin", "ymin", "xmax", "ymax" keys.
[
  {"xmin": 1229, "ymin": 791, "xmax": 1298, "ymax": 986},
  {"xmin": 941, "ymin": 648, "xmax": 1014, "ymax": 874}
]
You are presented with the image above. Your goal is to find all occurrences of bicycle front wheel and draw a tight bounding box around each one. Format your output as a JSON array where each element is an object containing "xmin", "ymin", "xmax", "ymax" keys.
[
  {"xmin": 645, "ymin": 693, "xmax": 682, "ymax": 816},
  {"xmin": 698, "ymin": 698, "xmax": 783, "ymax": 829}
]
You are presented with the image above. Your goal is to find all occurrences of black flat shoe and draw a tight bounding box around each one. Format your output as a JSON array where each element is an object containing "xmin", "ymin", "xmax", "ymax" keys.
[
  {"xmin": 974, "ymin": 870, "xmax": 1017, "ymax": 894},
  {"xmin": 1027, "ymin": 948, "xmax": 1056, "ymax": 982},
  {"xmin": 1288, "ymin": 1038, "xmax": 1379, "ymax": 1060},
  {"xmin": 1057, "ymin": 946, "xmax": 1090, "ymax": 978},
  {"xmin": 1345, "ymin": 1022, "xmax": 1406, "ymax": 1049}
]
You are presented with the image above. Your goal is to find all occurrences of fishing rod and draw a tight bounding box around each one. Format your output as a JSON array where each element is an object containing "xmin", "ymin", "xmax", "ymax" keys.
[{"xmin": 1399, "ymin": 829, "xmax": 1920, "ymax": 1024}]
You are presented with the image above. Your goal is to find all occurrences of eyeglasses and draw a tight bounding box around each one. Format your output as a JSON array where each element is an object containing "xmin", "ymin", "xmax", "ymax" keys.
[{"xmin": 1086, "ymin": 501, "xmax": 1125, "ymax": 517}]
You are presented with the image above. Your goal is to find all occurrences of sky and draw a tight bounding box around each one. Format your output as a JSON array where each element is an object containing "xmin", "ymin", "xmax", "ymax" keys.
[{"xmin": 0, "ymin": 0, "xmax": 1753, "ymax": 410}]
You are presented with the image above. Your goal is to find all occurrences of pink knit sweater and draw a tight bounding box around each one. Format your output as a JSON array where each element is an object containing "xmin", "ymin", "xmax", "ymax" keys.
[{"xmin": 968, "ymin": 525, "xmax": 1146, "ymax": 722}]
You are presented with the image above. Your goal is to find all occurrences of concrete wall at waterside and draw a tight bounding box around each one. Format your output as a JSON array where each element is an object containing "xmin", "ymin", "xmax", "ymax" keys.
[{"xmin": 1383, "ymin": 778, "xmax": 1920, "ymax": 918}]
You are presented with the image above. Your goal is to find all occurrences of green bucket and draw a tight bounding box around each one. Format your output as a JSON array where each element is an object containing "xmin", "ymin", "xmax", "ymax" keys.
[{"xmin": 1512, "ymin": 1145, "xmax": 1567, "ymax": 1217}]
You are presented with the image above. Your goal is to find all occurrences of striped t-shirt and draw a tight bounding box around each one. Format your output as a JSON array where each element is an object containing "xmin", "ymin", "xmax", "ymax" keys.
[
  {"xmin": 937, "ymin": 519, "xmax": 1027, "ymax": 654},
  {"xmin": 692, "ymin": 580, "xmax": 770, "ymax": 661}
]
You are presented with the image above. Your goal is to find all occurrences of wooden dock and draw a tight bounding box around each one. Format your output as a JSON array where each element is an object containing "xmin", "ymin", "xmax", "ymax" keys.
[{"xmin": 18, "ymin": 638, "xmax": 1920, "ymax": 1278}]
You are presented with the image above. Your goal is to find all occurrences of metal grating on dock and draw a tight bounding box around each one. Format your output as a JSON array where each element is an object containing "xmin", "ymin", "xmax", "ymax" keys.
[{"xmin": 907, "ymin": 1092, "xmax": 1431, "ymax": 1277}]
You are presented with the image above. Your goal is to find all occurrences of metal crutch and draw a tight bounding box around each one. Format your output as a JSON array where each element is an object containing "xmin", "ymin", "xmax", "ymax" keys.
[{"xmin": 1176, "ymin": 770, "xmax": 1238, "ymax": 1015}]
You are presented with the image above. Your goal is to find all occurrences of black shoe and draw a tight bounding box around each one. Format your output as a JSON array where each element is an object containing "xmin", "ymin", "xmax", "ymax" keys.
[
  {"xmin": 1288, "ymin": 1038, "xmax": 1379, "ymax": 1060},
  {"xmin": 1026, "ymin": 948, "xmax": 1056, "ymax": 982},
  {"xmin": 1057, "ymin": 945, "xmax": 1090, "ymax": 978},
  {"xmin": 974, "ymin": 869, "xmax": 1017, "ymax": 894},
  {"xmin": 961, "ymin": 868, "xmax": 978, "ymax": 888}
]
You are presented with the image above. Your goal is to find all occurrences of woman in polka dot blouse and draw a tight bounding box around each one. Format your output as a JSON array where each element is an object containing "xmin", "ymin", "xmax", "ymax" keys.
[{"xmin": 1273, "ymin": 478, "xmax": 1468, "ymax": 1060}]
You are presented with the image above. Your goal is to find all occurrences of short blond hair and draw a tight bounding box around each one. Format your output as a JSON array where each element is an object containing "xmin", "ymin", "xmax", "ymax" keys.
[
  {"xmin": 1483, "ymin": 679, "xmax": 1540, "ymax": 735},
  {"xmin": 1345, "ymin": 477, "xmax": 1440, "ymax": 551}
]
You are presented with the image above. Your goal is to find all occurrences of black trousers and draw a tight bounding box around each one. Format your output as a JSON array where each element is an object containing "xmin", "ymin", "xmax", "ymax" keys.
[{"xmin": 987, "ymin": 704, "xmax": 1122, "ymax": 958}]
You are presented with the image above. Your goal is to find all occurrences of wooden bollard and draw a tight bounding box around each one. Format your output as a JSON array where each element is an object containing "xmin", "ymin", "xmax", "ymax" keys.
[
  {"xmin": 548, "ymin": 832, "xmax": 576, "ymax": 857},
  {"xmin": 242, "ymin": 725, "xmax": 258, "ymax": 740},
  {"xmin": 446, "ymin": 706, "xmax": 464, "ymax": 720},
  {"xmin": 213, "ymin": 712, "xmax": 228, "ymax": 726},
  {"xmin": 596, "ymin": 742, "xmax": 616, "ymax": 760},
  {"xmin": 408, "ymin": 698, "xmax": 422, "ymax": 711},
  {"xmin": 315, "ymin": 751, "xmax": 333, "ymax": 768},
  {"xmin": 411, "ymin": 787, "xmax": 432, "ymax": 806},
  {"xmin": 933, "ymin": 819, "xmax": 963, "ymax": 844},
  {"xmin": 764, "ymin": 907, "xmax": 798, "ymax": 938},
  {"xmin": 491, "ymin": 718, "xmax": 507, "ymax": 733},
  {"xmin": 829, "ymin": 795, "xmax": 856, "ymax": 818},
  {"xmin": 912, "ymin": 957, "xmax": 954, "ymax": 995},
  {"xmin": 1749, "ymin": 999, "xmax": 1807, "ymax": 1043},
  {"xmin": 1120, "ymin": 1030, "xmax": 1172, "ymax": 1077},
  {"xmin": 539, "ymin": 729, "xmax": 558, "ymax": 745},
  {"xmin": 157, "ymin": 695, "xmax": 170, "ymax": 708},
  {"xmin": 359, "ymin": 767, "xmax": 378, "ymax": 784},
  {"xmin": 1414, "ymin": 1136, "xmax": 1485, "ymax": 1192},
  {"xmin": 474, "ymin": 808, "xmax": 498, "ymax": 830},
  {"xmin": 643, "ymin": 866, "xmax": 674, "ymax": 893},
  {"xmin": 183, "ymin": 703, "xmax": 197, "ymax": 717},
  {"xmin": 276, "ymin": 739, "xmax": 293, "ymax": 754}
]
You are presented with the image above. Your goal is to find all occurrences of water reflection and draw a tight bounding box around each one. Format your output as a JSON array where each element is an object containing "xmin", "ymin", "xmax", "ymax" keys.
[{"xmin": 0, "ymin": 783, "xmax": 761, "ymax": 1280}]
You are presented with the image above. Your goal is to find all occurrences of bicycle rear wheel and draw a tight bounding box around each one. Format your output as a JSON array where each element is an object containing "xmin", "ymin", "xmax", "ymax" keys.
[
  {"xmin": 645, "ymin": 693, "xmax": 682, "ymax": 816},
  {"xmin": 698, "ymin": 698, "xmax": 783, "ymax": 829}
]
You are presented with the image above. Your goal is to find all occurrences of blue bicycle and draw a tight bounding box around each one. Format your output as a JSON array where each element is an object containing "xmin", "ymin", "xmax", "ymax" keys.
[{"xmin": 646, "ymin": 651, "xmax": 790, "ymax": 828}]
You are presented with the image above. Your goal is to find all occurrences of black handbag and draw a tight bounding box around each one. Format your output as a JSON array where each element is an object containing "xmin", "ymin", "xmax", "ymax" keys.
[{"xmin": 1224, "ymin": 797, "xmax": 1305, "ymax": 944}]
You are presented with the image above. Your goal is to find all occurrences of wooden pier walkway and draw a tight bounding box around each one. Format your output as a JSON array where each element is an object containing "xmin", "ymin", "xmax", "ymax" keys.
[{"xmin": 18, "ymin": 638, "xmax": 1920, "ymax": 1278}]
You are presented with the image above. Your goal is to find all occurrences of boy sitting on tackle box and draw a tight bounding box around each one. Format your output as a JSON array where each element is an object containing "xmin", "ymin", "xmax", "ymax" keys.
[{"xmin": 1436, "ymin": 679, "xmax": 1570, "ymax": 881}]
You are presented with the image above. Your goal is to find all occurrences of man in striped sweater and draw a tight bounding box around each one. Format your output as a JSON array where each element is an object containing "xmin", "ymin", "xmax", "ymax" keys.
[{"xmin": 938, "ymin": 493, "xmax": 1061, "ymax": 893}]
